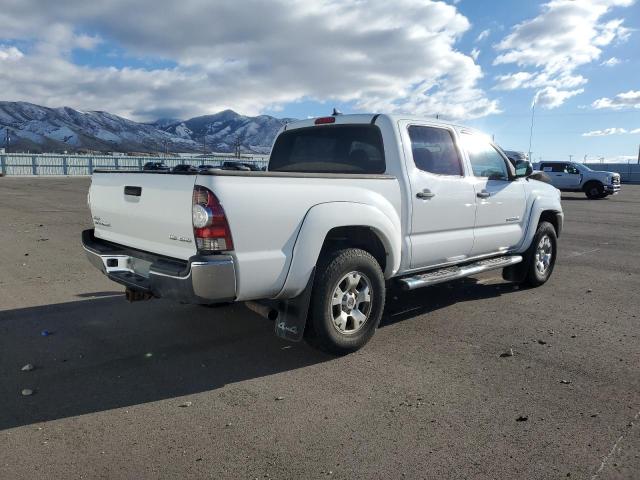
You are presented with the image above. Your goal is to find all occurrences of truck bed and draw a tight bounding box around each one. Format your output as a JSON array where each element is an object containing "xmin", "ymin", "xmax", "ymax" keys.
[{"xmin": 89, "ymin": 170, "xmax": 402, "ymax": 301}]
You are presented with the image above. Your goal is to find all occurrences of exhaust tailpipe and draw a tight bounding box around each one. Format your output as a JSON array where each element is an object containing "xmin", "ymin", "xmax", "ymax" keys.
[
  {"xmin": 125, "ymin": 288, "xmax": 153, "ymax": 302},
  {"xmin": 245, "ymin": 301, "xmax": 279, "ymax": 321}
]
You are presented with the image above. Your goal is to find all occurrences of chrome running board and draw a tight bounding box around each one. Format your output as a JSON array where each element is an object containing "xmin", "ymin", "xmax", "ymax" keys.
[{"xmin": 398, "ymin": 255, "xmax": 523, "ymax": 291}]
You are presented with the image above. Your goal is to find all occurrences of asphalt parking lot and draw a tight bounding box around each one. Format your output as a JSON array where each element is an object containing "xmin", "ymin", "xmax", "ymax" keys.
[{"xmin": 1, "ymin": 177, "xmax": 639, "ymax": 479}]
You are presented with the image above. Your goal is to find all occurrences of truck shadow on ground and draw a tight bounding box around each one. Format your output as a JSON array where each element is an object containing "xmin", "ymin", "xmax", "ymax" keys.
[
  {"xmin": 1, "ymin": 276, "xmax": 509, "ymax": 430},
  {"xmin": 382, "ymin": 276, "xmax": 517, "ymax": 326}
]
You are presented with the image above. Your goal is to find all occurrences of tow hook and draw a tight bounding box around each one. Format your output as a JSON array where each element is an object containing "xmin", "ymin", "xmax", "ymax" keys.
[{"xmin": 125, "ymin": 288, "xmax": 153, "ymax": 302}]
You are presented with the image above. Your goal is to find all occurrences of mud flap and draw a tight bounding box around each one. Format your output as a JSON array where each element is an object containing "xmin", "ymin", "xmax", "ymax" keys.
[
  {"xmin": 503, "ymin": 251, "xmax": 530, "ymax": 283},
  {"xmin": 274, "ymin": 268, "xmax": 315, "ymax": 342}
]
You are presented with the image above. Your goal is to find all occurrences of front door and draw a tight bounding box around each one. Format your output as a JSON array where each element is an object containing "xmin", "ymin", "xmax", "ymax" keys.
[
  {"xmin": 541, "ymin": 162, "xmax": 581, "ymax": 190},
  {"xmin": 460, "ymin": 133, "xmax": 527, "ymax": 256},
  {"xmin": 404, "ymin": 124, "xmax": 477, "ymax": 268}
]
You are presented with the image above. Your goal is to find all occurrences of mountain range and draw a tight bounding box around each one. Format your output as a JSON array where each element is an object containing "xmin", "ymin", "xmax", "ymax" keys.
[{"xmin": 0, "ymin": 101, "xmax": 294, "ymax": 154}]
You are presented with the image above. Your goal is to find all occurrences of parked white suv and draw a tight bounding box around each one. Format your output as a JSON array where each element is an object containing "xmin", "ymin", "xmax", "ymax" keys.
[
  {"xmin": 83, "ymin": 114, "xmax": 563, "ymax": 354},
  {"xmin": 536, "ymin": 161, "xmax": 621, "ymax": 199}
]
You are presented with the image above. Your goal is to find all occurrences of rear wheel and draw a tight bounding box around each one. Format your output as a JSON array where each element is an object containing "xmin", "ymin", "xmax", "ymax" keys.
[{"xmin": 306, "ymin": 248, "xmax": 385, "ymax": 355}]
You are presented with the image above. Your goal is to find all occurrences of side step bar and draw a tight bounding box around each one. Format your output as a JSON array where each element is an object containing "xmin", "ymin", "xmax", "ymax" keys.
[{"xmin": 398, "ymin": 255, "xmax": 523, "ymax": 291}]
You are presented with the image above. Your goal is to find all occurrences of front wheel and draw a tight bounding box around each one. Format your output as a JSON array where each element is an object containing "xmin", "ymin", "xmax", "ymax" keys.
[
  {"xmin": 523, "ymin": 221, "xmax": 557, "ymax": 287},
  {"xmin": 306, "ymin": 248, "xmax": 385, "ymax": 355},
  {"xmin": 584, "ymin": 182, "xmax": 604, "ymax": 199}
]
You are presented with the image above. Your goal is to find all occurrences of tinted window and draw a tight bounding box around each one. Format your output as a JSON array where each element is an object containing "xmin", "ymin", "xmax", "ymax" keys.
[
  {"xmin": 462, "ymin": 134, "xmax": 509, "ymax": 180},
  {"xmin": 541, "ymin": 163, "xmax": 564, "ymax": 173},
  {"xmin": 408, "ymin": 126, "xmax": 463, "ymax": 176},
  {"xmin": 564, "ymin": 164, "xmax": 579, "ymax": 174},
  {"xmin": 269, "ymin": 125, "xmax": 385, "ymax": 174}
]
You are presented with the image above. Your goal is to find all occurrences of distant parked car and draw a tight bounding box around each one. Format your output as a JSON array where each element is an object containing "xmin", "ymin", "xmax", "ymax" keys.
[
  {"xmin": 172, "ymin": 164, "xmax": 198, "ymax": 173},
  {"xmin": 142, "ymin": 162, "xmax": 170, "ymax": 172},
  {"xmin": 221, "ymin": 161, "xmax": 263, "ymax": 171},
  {"xmin": 198, "ymin": 164, "xmax": 219, "ymax": 172},
  {"xmin": 534, "ymin": 161, "xmax": 621, "ymax": 199}
]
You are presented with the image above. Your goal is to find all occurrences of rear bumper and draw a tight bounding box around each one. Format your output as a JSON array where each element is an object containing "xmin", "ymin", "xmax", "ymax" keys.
[{"xmin": 81, "ymin": 229, "xmax": 236, "ymax": 304}]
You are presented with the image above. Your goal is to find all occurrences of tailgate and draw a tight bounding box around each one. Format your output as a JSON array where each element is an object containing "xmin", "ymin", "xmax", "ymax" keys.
[{"xmin": 89, "ymin": 173, "xmax": 197, "ymax": 260}]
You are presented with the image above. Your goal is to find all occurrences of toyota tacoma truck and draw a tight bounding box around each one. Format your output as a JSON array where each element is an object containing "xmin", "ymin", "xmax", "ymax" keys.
[
  {"xmin": 82, "ymin": 113, "xmax": 563, "ymax": 354},
  {"xmin": 535, "ymin": 161, "xmax": 621, "ymax": 199}
]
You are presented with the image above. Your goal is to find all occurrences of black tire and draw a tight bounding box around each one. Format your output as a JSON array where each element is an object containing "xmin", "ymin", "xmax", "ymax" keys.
[
  {"xmin": 584, "ymin": 181, "xmax": 604, "ymax": 199},
  {"xmin": 521, "ymin": 221, "xmax": 557, "ymax": 287},
  {"xmin": 306, "ymin": 248, "xmax": 385, "ymax": 355}
]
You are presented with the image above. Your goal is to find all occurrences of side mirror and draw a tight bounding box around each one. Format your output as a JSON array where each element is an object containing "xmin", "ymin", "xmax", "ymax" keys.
[{"xmin": 515, "ymin": 160, "xmax": 533, "ymax": 178}]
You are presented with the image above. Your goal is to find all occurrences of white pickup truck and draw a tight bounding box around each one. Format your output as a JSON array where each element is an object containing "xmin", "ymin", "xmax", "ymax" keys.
[
  {"xmin": 83, "ymin": 113, "xmax": 563, "ymax": 354},
  {"xmin": 535, "ymin": 161, "xmax": 621, "ymax": 199}
]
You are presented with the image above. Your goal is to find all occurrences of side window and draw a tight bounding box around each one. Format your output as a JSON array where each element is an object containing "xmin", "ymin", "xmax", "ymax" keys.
[
  {"xmin": 564, "ymin": 164, "xmax": 579, "ymax": 174},
  {"xmin": 461, "ymin": 133, "xmax": 510, "ymax": 180},
  {"xmin": 408, "ymin": 126, "xmax": 463, "ymax": 176}
]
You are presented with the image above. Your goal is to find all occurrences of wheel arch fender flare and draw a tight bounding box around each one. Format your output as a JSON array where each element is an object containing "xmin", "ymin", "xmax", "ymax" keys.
[
  {"xmin": 516, "ymin": 195, "xmax": 563, "ymax": 253},
  {"xmin": 274, "ymin": 201, "xmax": 401, "ymax": 299}
]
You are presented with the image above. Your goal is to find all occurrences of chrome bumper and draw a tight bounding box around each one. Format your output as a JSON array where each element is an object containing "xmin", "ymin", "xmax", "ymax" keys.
[
  {"xmin": 604, "ymin": 184, "xmax": 621, "ymax": 194},
  {"xmin": 81, "ymin": 229, "xmax": 236, "ymax": 304}
]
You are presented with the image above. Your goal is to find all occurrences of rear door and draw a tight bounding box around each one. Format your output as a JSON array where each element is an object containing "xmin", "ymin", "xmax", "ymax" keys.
[
  {"xmin": 460, "ymin": 133, "xmax": 527, "ymax": 256},
  {"xmin": 89, "ymin": 172, "xmax": 197, "ymax": 260},
  {"xmin": 401, "ymin": 123, "xmax": 476, "ymax": 268},
  {"xmin": 540, "ymin": 162, "xmax": 565, "ymax": 188}
]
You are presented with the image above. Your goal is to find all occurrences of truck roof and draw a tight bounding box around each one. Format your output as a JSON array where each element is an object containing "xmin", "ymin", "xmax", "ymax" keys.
[{"xmin": 283, "ymin": 113, "xmax": 468, "ymax": 132}]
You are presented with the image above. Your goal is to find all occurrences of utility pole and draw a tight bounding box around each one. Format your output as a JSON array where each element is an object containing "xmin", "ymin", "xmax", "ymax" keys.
[
  {"xmin": 528, "ymin": 96, "xmax": 536, "ymax": 162},
  {"xmin": 569, "ymin": 154, "xmax": 573, "ymax": 162},
  {"xmin": 4, "ymin": 128, "xmax": 10, "ymax": 153},
  {"xmin": 202, "ymin": 136, "xmax": 206, "ymax": 156},
  {"xmin": 637, "ymin": 144, "xmax": 639, "ymax": 165}
]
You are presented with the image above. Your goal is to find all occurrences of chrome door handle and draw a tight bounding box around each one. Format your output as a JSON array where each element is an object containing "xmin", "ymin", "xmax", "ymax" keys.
[
  {"xmin": 416, "ymin": 189, "xmax": 435, "ymax": 199},
  {"xmin": 477, "ymin": 191, "xmax": 491, "ymax": 199}
]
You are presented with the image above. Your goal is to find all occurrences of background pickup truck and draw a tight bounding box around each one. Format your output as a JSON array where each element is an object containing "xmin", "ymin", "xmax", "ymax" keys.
[
  {"xmin": 83, "ymin": 113, "xmax": 563, "ymax": 354},
  {"xmin": 534, "ymin": 161, "xmax": 621, "ymax": 199}
]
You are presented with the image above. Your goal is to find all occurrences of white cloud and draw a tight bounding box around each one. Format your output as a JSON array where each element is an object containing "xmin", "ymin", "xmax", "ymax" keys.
[
  {"xmin": 0, "ymin": 46, "xmax": 24, "ymax": 61},
  {"xmin": 582, "ymin": 127, "xmax": 628, "ymax": 136},
  {"xmin": 476, "ymin": 29, "xmax": 491, "ymax": 42},
  {"xmin": 493, "ymin": 0, "xmax": 634, "ymax": 108},
  {"xmin": 630, "ymin": 128, "xmax": 640, "ymax": 134},
  {"xmin": 0, "ymin": 0, "xmax": 499, "ymax": 121},
  {"xmin": 534, "ymin": 87, "xmax": 584, "ymax": 109},
  {"xmin": 600, "ymin": 56, "xmax": 621, "ymax": 66},
  {"xmin": 470, "ymin": 48, "xmax": 480, "ymax": 61},
  {"xmin": 592, "ymin": 90, "xmax": 640, "ymax": 110}
]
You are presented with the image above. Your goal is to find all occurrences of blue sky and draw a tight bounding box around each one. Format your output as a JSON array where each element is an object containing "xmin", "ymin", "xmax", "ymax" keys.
[{"xmin": 0, "ymin": 0, "xmax": 638, "ymax": 161}]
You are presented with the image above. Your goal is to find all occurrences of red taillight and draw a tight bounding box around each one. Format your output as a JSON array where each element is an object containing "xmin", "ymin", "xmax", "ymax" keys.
[
  {"xmin": 314, "ymin": 116, "xmax": 336, "ymax": 125},
  {"xmin": 192, "ymin": 185, "xmax": 233, "ymax": 252}
]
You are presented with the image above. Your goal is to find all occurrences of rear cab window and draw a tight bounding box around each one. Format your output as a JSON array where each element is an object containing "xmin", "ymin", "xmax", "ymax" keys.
[
  {"xmin": 408, "ymin": 126, "xmax": 463, "ymax": 176},
  {"xmin": 268, "ymin": 125, "xmax": 386, "ymax": 174}
]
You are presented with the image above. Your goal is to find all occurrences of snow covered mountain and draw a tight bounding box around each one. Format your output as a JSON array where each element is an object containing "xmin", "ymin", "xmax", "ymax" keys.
[
  {"xmin": 0, "ymin": 101, "xmax": 293, "ymax": 154},
  {"xmin": 154, "ymin": 109, "xmax": 296, "ymax": 155}
]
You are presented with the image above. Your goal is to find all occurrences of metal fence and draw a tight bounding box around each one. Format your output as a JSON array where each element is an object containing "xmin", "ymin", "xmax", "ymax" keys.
[
  {"xmin": 0, "ymin": 153, "xmax": 269, "ymax": 176},
  {"xmin": 584, "ymin": 162, "xmax": 640, "ymax": 183}
]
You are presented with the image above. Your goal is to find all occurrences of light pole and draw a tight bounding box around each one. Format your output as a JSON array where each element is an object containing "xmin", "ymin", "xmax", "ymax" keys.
[
  {"xmin": 4, "ymin": 128, "xmax": 10, "ymax": 153},
  {"xmin": 528, "ymin": 96, "xmax": 536, "ymax": 162}
]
